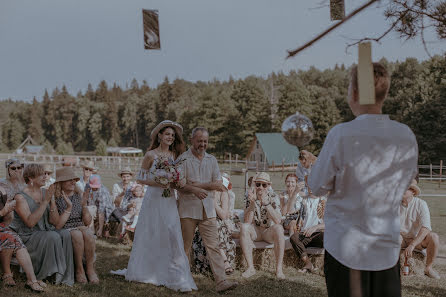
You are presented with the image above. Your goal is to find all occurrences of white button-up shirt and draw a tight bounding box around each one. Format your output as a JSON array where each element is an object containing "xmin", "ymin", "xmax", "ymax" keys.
[
  {"xmin": 308, "ymin": 114, "xmax": 418, "ymax": 271},
  {"xmin": 400, "ymin": 197, "xmax": 431, "ymax": 240},
  {"xmin": 177, "ymin": 149, "xmax": 221, "ymax": 220}
]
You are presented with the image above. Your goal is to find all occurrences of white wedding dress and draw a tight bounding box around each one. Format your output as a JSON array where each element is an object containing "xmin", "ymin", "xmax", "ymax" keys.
[{"xmin": 124, "ymin": 158, "xmax": 197, "ymax": 292}]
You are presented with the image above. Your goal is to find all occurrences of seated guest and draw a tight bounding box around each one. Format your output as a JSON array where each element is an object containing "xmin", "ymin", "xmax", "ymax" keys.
[
  {"xmin": 52, "ymin": 167, "xmax": 99, "ymax": 284},
  {"xmin": 280, "ymin": 174, "xmax": 305, "ymax": 236},
  {"xmin": 121, "ymin": 184, "xmax": 144, "ymax": 231},
  {"xmin": 42, "ymin": 164, "xmax": 55, "ymax": 189},
  {"xmin": 0, "ymin": 185, "xmax": 46, "ymax": 292},
  {"xmin": 0, "ymin": 159, "xmax": 26, "ymax": 208},
  {"xmin": 295, "ymin": 150, "xmax": 316, "ymax": 182},
  {"xmin": 289, "ymin": 193, "xmax": 326, "ymax": 274},
  {"xmin": 9, "ymin": 164, "xmax": 74, "ymax": 286},
  {"xmin": 240, "ymin": 172, "xmax": 285, "ymax": 279},
  {"xmin": 400, "ymin": 180, "xmax": 440, "ymax": 279},
  {"xmin": 192, "ymin": 175, "xmax": 236, "ymax": 276},
  {"xmin": 85, "ymin": 175, "xmax": 114, "ymax": 238},
  {"xmin": 112, "ymin": 167, "xmax": 135, "ymax": 204},
  {"xmin": 76, "ymin": 161, "xmax": 96, "ymax": 192}
]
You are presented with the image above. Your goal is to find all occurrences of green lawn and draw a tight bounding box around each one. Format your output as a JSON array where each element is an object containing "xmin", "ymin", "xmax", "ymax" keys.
[{"xmin": 1, "ymin": 164, "xmax": 445, "ymax": 296}]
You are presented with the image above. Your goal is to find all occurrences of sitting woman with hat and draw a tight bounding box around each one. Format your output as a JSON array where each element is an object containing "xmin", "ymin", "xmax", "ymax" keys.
[
  {"xmin": 52, "ymin": 167, "xmax": 99, "ymax": 284},
  {"xmin": 9, "ymin": 164, "xmax": 74, "ymax": 286}
]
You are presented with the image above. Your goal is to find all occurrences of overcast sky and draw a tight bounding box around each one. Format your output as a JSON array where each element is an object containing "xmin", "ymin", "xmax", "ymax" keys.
[{"xmin": 0, "ymin": 0, "xmax": 445, "ymax": 101}]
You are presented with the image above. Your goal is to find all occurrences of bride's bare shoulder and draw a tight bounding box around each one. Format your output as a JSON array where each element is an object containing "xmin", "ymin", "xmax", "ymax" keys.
[{"xmin": 141, "ymin": 151, "xmax": 156, "ymax": 169}]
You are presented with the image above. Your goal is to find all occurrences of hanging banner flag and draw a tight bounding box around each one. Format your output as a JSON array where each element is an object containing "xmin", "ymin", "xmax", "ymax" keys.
[
  {"xmin": 358, "ymin": 42, "xmax": 376, "ymax": 105},
  {"xmin": 142, "ymin": 9, "xmax": 161, "ymax": 50},
  {"xmin": 330, "ymin": 0, "xmax": 345, "ymax": 20}
]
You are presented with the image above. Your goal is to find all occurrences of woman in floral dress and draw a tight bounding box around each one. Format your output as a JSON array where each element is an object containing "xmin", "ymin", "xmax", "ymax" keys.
[{"xmin": 192, "ymin": 175, "xmax": 236, "ymax": 275}]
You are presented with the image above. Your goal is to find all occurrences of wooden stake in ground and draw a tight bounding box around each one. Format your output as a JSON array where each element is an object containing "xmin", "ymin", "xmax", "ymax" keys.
[
  {"xmin": 330, "ymin": 0, "xmax": 345, "ymax": 21},
  {"xmin": 358, "ymin": 42, "xmax": 375, "ymax": 105}
]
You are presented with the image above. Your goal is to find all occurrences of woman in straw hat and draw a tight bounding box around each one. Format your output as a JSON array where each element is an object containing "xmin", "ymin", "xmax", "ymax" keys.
[
  {"xmin": 9, "ymin": 164, "xmax": 74, "ymax": 286},
  {"xmin": 123, "ymin": 120, "xmax": 197, "ymax": 292},
  {"xmin": 52, "ymin": 167, "xmax": 99, "ymax": 284}
]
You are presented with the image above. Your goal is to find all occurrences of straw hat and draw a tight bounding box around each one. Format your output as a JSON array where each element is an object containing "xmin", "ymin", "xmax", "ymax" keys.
[
  {"xmin": 118, "ymin": 167, "xmax": 133, "ymax": 177},
  {"xmin": 55, "ymin": 167, "xmax": 80, "ymax": 183},
  {"xmin": 80, "ymin": 160, "xmax": 97, "ymax": 171},
  {"xmin": 89, "ymin": 175, "xmax": 101, "ymax": 189},
  {"xmin": 409, "ymin": 180, "xmax": 421, "ymax": 196},
  {"xmin": 42, "ymin": 164, "xmax": 54, "ymax": 173},
  {"xmin": 254, "ymin": 172, "xmax": 271, "ymax": 184},
  {"xmin": 150, "ymin": 120, "xmax": 183, "ymax": 140}
]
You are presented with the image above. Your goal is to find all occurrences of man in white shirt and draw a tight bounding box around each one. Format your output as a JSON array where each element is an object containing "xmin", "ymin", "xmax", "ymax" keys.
[
  {"xmin": 309, "ymin": 63, "xmax": 418, "ymax": 297},
  {"xmin": 178, "ymin": 127, "xmax": 238, "ymax": 293},
  {"xmin": 400, "ymin": 181, "xmax": 440, "ymax": 279}
]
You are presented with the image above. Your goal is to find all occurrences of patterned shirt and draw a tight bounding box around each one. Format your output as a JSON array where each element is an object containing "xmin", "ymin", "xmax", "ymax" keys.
[
  {"xmin": 246, "ymin": 192, "xmax": 281, "ymax": 228},
  {"xmin": 55, "ymin": 193, "xmax": 84, "ymax": 229}
]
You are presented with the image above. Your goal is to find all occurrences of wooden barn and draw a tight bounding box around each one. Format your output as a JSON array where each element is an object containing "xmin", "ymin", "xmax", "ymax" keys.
[{"xmin": 246, "ymin": 133, "xmax": 300, "ymax": 170}]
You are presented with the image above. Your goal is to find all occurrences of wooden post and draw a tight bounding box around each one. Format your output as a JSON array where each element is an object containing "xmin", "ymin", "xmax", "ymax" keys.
[
  {"xmin": 243, "ymin": 168, "xmax": 248, "ymax": 195},
  {"xmin": 229, "ymin": 153, "xmax": 232, "ymax": 172},
  {"xmin": 272, "ymin": 161, "xmax": 275, "ymax": 171},
  {"xmin": 263, "ymin": 157, "xmax": 267, "ymax": 171},
  {"xmin": 282, "ymin": 158, "xmax": 284, "ymax": 177},
  {"xmin": 430, "ymin": 164, "xmax": 433, "ymax": 181},
  {"xmin": 245, "ymin": 158, "xmax": 248, "ymax": 170},
  {"xmin": 235, "ymin": 154, "xmax": 238, "ymax": 166},
  {"xmin": 440, "ymin": 160, "xmax": 443, "ymax": 187}
]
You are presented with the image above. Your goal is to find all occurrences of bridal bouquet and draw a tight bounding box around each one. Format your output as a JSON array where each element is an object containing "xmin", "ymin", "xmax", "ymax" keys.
[{"xmin": 151, "ymin": 157, "xmax": 185, "ymax": 197}]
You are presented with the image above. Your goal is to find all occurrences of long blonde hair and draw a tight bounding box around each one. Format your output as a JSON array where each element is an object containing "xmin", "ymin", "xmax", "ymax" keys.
[{"xmin": 54, "ymin": 181, "xmax": 82, "ymax": 198}]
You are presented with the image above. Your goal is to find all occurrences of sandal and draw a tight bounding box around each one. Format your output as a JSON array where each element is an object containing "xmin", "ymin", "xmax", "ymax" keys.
[
  {"xmin": 25, "ymin": 280, "xmax": 44, "ymax": 292},
  {"xmin": 2, "ymin": 273, "xmax": 16, "ymax": 286},
  {"xmin": 224, "ymin": 260, "xmax": 234, "ymax": 275},
  {"xmin": 87, "ymin": 273, "xmax": 100, "ymax": 284},
  {"xmin": 36, "ymin": 280, "xmax": 47, "ymax": 288},
  {"xmin": 76, "ymin": 272, "xmax": 88, "ymax": 284}
]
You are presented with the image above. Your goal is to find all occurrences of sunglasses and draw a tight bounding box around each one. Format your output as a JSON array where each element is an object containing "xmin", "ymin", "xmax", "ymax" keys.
[
  {"xmin": 44, "ymin": 172, "xmax": 52, "ymax": 175},
  {"xmin": 84, "ymin": 168, "xmax": 93, "ymax": 172},
  {"xmin": 255, "ymin": 183, "xmax": 268, "ymax": 188},
  {"xmin": 9, "ymin": 166, "xmax": 23, "ymax": 171}
]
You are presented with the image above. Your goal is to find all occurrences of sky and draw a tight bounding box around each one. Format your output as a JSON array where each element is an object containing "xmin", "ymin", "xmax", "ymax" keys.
[{"xmin": 0, "ymin": 0, "xmax": 445, "ymax": 101}]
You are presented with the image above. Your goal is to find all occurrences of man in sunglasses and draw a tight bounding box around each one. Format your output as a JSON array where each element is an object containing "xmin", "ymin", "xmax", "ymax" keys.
[{"xmin": 240, "ymin": 172, "xmax": 285, "ymax": 279}]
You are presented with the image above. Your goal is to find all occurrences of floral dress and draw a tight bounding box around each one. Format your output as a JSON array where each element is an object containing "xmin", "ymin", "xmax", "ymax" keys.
[
  {"xmin": 192, "ymin": 195, "xmax": 236, "ymax": 275},
  {"xmin": 0, "ymin": 192, "xmax": 25, "ymax": 253}
]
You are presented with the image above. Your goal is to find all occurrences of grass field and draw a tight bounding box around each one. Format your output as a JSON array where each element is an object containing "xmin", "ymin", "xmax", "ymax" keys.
[{"xmin": 1, "ymin": 164, "xmax": 445, "ymax": 296}]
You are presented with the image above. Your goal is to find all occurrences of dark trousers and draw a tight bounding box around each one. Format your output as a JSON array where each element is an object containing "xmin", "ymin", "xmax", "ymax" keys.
[
  {"xmin": 324, "ymin": 251, "xmax": 401, "ymax": 297},
  {"xmin": 290, "ymin": 231, "xmax": 324, "ymax": 258}
]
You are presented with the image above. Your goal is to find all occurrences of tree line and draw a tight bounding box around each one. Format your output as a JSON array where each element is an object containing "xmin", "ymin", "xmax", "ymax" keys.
[{"xmin": 0, "ymin": 55, "xmax": 445, "ymax": 164}]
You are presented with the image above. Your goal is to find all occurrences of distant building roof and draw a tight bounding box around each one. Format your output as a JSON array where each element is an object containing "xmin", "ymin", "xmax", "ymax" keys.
[
  {"xmin": 255, "ymin": 133, "xmax": 299, "ymax": 165},
  {"xmin": 106, "ymin": 147, "xmax": 143, "ymax": 155},
  {"xmin": 24, "ymin": 145, "xmax": 44, "ymax": 154}
]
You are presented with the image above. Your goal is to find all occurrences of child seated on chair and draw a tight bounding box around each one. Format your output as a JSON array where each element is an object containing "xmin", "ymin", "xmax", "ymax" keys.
[{"xmin": 121, "ymin": 184, "xmax": 144, "ymax": 231}]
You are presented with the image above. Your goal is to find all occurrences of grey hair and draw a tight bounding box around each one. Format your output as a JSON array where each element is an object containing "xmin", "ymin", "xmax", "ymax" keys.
[{"xmin": 191, "ymin": 127, "xmax": 208, "ymax": 138}]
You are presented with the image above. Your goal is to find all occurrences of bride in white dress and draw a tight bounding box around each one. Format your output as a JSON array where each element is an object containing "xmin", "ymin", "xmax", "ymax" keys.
[{"xmin": 124, "ymin": 120, "xmax": 197, "ymax": 292}]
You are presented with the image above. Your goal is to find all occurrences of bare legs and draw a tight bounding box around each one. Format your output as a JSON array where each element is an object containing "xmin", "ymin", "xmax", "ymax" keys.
[{"xmin": 70, "ymin": 227, "xmax": 99, "ymax": 284}]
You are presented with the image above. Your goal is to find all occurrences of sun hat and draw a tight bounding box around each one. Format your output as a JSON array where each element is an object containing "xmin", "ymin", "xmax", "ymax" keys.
[
  {"xmin": 80, "ymin": 160, "xmax": 98, "ymax": 171},
  {"xmin": 118, "ymin": 167, "xmax": 133, "ymax": 177},
  {"xmin": 55, "ymin": 167, "xmax": 80, "ymax": 183},
  {"xmin": 150, "ymin": 120, "xmax": 183, "ymax": 141},
  {"xmin": 42, "ymin": 164, "xmax": 54, "ymax": 173},
  {"xmin": 89, "ymin": 175, "xmax": 101, "ymax": 189},
  {"xmin": 254, "ymin": 172, "xmax": 271, "ymax": 184}
]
